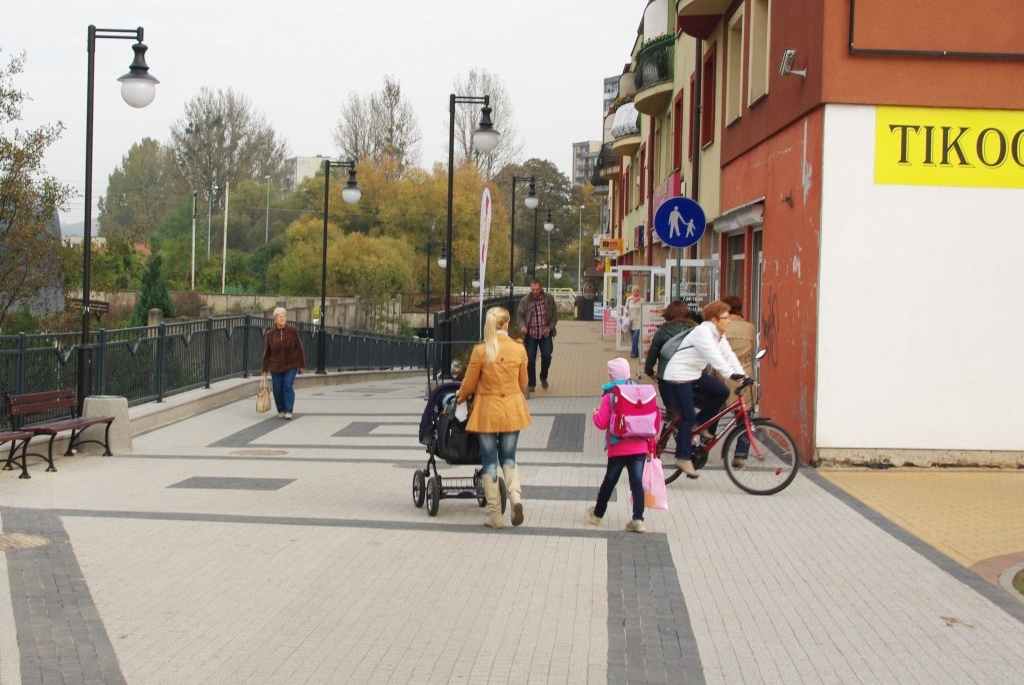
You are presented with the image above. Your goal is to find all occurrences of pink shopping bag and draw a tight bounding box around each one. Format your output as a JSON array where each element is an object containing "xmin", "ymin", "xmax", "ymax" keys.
[{"xmin": 642, "ymin": 456, "xmax": 669, "ymax": 511}]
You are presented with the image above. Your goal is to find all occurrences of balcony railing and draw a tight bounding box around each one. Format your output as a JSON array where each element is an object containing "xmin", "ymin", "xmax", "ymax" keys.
[{"xmin": 634, "ymin": 34, "xmax": 675, "ymax": 91}]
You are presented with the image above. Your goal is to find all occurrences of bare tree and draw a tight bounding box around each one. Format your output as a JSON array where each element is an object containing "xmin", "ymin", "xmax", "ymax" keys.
[
  {"xmin": 169, "ymin": 87, "xmax": 290, "ymax": 199},
  {"xmin": 333, "ymin": 76, "xmax": 421, "ymax": 174},
  {"xmin": 333, "ymin": 92, "xmax": 375, "ymax": 162},
  {"xmin": 450, "ymin": 69, "xmax": 523, "ymax": 179}
]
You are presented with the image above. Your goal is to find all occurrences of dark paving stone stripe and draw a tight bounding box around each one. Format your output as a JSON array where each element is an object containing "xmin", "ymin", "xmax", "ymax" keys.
[
  {"xmin": 168, "ymin": 476, "xmax": 295, "ymax": 491},
  {"xmin": 211, "ymin": 413, "xmax": 585, "ymax": 451},
  {"xmin": 1, "ymin": 507, "xmax": 126, "ymax": 685},
  {"xmin": 806, "ymin": 470, "xmax": 1024, "ymax": 625},
  {"xmin": 607, "ymin": 534, "xmax": 704, "ymax": 685},
  {"xmin": 527, "ymin": 485, "xmax": 615, "ymax": 502},
  {"xmin": 118, "ymin": 454, "xmax": 609, "ymax": 469}
]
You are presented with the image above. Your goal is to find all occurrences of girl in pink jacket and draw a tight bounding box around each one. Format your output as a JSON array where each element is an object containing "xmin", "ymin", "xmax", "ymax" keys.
[{"xmin": 587, "ymin": 357, "xmax": 660, "ymax": 533}]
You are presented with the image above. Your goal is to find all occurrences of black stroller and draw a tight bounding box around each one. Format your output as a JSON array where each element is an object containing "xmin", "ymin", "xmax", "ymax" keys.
[{"xmin": 414, "ymin": 381, "xmax": 507, "ymax": 517}]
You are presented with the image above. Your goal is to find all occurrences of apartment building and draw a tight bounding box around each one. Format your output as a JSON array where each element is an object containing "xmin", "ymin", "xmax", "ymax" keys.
[{"xmin": 600, "ymin": 0, "xmax": 1024, "ymax": 464}]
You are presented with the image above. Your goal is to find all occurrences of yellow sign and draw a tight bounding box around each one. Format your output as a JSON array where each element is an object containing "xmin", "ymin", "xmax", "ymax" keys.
[
  {"xmin": 875, "ymin": 106, "xmax": 1024, "ymax": 189},
  {"xmin": 599, "ymin": 237, "xmax": 623, "ymax": 257}
]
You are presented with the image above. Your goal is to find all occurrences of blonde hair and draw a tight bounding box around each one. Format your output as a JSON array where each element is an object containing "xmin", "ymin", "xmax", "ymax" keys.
[{"xmin": 483, "ymin": 307, "xmax": 510, "ymax": 363}]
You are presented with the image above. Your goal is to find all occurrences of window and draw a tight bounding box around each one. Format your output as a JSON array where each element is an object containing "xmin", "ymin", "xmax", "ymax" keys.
[
  {"xmin": 701, "ymin": 45, "xmax": 716, "ymax": 147},
  {"xmin": 726, "ymin": 9, "xmax": 744, "ymax": 124},
  {"xmin": 688, "ymin": 75, "xmax": 695, "ymax": 160},
  {"xmin": 748, "ymin": 0, "xmax": 770, "ymax": 105},
  {"xmin": 638, "ymin": 145, "xmax": 646, "ymax": 205},
  {"xmin": 749, "ymin": 230, "xmax": 763, "ymax": 339},
  {"xmin": 726, "ymin": 232, "xmax": 745, "ymax": 296},
  {"xmin": 672, "ymin": 92, "xmax": 683, "ymax": 170}
]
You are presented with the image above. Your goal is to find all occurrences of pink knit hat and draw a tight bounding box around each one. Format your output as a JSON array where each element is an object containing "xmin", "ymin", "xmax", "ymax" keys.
[{"xmin": 607, "ymin": 357, "xmax": 631, "ymax": 381}]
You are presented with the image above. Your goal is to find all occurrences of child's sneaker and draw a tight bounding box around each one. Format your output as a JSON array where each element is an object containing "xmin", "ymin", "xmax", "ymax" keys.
[
  {"xmin": 625, "ymin": 519, "xmax": 646, "ymax": 533},
  {"xmin": 586, "ymin": 506, "xmax": 602, "ymax": 525}
]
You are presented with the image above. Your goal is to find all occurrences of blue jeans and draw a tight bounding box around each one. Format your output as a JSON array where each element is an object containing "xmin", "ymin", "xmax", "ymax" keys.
[
  {"xmin": 594, "ymin": 454, "xmax": 645, "ymax": 521},
  {"xmin": 271, "ymin": 368, "xmax": 298, "ymax": 413},
  {"xmin": 523, "ymin": 335, "xmax": 553, "ymax": 387},
  {"xmin": 662, "ymin": 372, "xmax": 729, "ymax": 462},
  {"xmin": 630, "ymin": 329, "xmax": 640, "ymax": 357},
  {"xmin": 476, "ymin": 431, "xmax": 520, "ymax": 482}
]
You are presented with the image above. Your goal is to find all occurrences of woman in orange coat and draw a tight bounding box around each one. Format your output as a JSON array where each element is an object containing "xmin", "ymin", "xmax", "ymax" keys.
[{"xmin": 456, "ymin": 307, "xmax": 532, "ymax": 528}]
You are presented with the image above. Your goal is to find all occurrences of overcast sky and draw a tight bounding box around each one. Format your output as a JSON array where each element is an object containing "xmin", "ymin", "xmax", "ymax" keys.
[{"xmin": 4, "ymin": 0, "xmax": 643, "ymax": 228}]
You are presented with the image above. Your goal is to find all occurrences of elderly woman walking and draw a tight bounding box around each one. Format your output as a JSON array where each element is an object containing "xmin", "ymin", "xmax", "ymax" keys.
[{"xmin": 261, "ymin": 307, "xmax": 305, "ymax": 419}]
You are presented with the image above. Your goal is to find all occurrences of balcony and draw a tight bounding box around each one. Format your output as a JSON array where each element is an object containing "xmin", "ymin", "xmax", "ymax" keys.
[
  {"xmin": 595, "ymin": 143, "xmax": 620, "ymax": 182},
  {"xmin": 677, "ymin": 0, "xmax": 731, "ymax": 16},
  {"xmin": 609, "ymin": 102, "xmax": 641, "ymax": 158},
  {"xmin": 634, "ymin": 34, "xmax": 674, "ymax": 115}
]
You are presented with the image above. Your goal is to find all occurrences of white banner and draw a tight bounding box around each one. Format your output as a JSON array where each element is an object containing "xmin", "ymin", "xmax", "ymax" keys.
[{"xmin": 479, "ymin": 188, "xmax": 492, "ymax": 328}]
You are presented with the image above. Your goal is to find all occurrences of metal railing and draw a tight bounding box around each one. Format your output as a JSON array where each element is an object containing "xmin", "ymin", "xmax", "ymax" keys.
[
  {"xmin": 0, "ymin": 299, "xmax": 524, "ymax": 429},
  {"xmin": 427, "ymin": 295, "xmax": 519, "ymax": 377},
  {"xmin": 0, "ymin": 313, "xmax": 437, "ymax": 428},
  {"xmin": 635, "ymin": 35, "xmax": 675, "ymax": 90}
]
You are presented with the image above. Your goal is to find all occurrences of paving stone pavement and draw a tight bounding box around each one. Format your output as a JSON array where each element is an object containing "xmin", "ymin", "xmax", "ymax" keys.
[{"xmin": 1, "ymin": 321, "xmax": 1022, "ymax": 684}]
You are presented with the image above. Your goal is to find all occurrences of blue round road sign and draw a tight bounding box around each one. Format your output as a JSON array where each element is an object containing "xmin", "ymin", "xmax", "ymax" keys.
[{"xmin": 654, "ymin": 197, "xmax": 706, "ymax": 248}]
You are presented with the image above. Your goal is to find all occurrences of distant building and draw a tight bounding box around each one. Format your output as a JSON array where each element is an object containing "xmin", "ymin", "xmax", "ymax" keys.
[
  {"xmin": 282, "ymin": 156, "xmax": 330, "ymax": 194},
  {"xmin": 571, "ymin": 141, "xmax": 601, "ymax": 187}
]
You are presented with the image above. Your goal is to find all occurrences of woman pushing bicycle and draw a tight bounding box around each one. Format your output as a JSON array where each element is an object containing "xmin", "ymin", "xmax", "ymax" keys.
[{"xmin": 660, "ymin": 299, "xmax": 748, "ymax": 479}]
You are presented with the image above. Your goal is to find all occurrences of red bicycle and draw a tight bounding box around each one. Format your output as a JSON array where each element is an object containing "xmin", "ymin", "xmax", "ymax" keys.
[{"xmin": 655, "ymin": 375, "xmax": 799, "ymax": 495}]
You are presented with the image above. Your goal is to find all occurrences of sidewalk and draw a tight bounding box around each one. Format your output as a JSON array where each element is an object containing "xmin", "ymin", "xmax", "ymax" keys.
[{"xmin": 1, "ymin": 321, "xmax": 1022, "ymax": 684}]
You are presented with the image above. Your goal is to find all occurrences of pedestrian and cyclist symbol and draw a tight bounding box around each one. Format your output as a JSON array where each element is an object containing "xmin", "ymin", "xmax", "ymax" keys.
[{"xmin": 654, "ymin": 196, "xmax": 706, "ymax": 248}]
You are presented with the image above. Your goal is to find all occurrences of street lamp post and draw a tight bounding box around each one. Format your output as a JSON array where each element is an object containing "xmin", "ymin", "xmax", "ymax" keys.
[
  {"xmin": 543, "ymin": 210, "xmax": 554, "ymax": 288},
  {"xmin": 207, "ymin": 184, "xmax": 218, "ymax": 259},
  {"xmin": 78, "ymin": 25, "xmax": 158, "ymax": 408},
  {"xmin": 317, "ymin": 159, "xmax": 361, "ymax": 375},
  {"xmin": 190, "ymin": 191, "xmax": 197, "ymax": 290},
  {"xmin": 532, "ymin": 207, "xmax": 538, "ymax": 278},
  {"xmin": 264, "ymin": 175, "xmax": 271, "ymax": 243},
  {"xmin": 442, "ymin": 93, "xmax": 499, "ymax": 377},
  {"xmin": 509, "ymin": 176, "xmax": 538, "ymax": 297},
  {"xmin": 577, "ymin": 205, "xmax": 585, "ymax": 291}
]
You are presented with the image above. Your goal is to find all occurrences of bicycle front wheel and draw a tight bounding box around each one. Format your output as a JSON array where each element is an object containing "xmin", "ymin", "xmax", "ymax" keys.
[{"xmin": 722, "ymin": 419, "xmax": 799, "ymax": 495}]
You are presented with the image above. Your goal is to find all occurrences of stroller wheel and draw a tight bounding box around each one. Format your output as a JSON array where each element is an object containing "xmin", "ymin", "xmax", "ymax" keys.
[
  {"xmin": 475, "ymin": 473, "xmax": 487, "ymax": 507},
  {"xmin": 412, "ymin": 470, "xmax": 426, "ymax": 508},
  {"xmin": 426, "ymin": 477, "xmax": 441, "ymax": 516}
]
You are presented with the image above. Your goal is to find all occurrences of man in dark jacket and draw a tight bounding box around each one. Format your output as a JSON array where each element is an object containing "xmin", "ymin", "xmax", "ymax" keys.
[{"xmin": 516, "ymin": 279, "xmax": 558, "ymax": 391}]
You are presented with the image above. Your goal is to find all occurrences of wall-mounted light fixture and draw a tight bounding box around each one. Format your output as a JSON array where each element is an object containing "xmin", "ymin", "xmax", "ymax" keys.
[{"xmin": 779, "ymin": 48, "xmax": 807, "ymax": 78}]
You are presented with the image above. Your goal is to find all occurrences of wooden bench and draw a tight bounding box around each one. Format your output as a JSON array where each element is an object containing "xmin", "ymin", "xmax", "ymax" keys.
[
  {"xmin": 5, "ymin": 389, "xmax": 115, "ymax": 474},
  {"xmin": 0, "ymin": 430, "xmax": 35, "ymax": 479}
]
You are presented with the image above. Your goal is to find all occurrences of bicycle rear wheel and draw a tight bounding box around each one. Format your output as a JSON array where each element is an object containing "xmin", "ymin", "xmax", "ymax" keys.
[{"xmin": 722, "ymin": 419, "xmax": 799, "ymax": 495}]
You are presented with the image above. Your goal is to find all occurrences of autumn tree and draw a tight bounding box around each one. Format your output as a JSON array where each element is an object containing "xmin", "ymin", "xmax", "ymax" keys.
[
  {"xmin": 450, "ymin": 69, "xmax": 524, "ymax": 179},
  {"xmin": 333, "ymin": 75, "xmax": 421, "ymax": 176},
  {"xmin": 0, "ymin": 51, "xmax": 74, "ymax": 329},
  {"xmin": 168, "ymin": 87, "xmax": 290, "ymax": 201},
  {"xmin": 97, "ymin": 137, "xmax": 181, "ymax": 243}
]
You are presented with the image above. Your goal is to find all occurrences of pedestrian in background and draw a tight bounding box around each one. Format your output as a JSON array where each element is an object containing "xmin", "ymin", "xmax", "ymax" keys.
[
  {"xmin": 516, "ymin": 279, "xmax": 558, "ymax": 392},
  {"xmin": 261, "ymin": 307, "xmax": 305, "ymax": 420},
  {"xmin": 715, "ymin": 294, "xmax": 757, "ymax": 398},
  {"xmin": 587, "ymin": 357, "xmax": 659, "ymax": 533},
  {"xmin": 644, "ymin": 299, "xmax": 697, "ymax": 414},
  {"xmin": 456, "ymin": 307, "xmax": 532, "ymax": 528},
  {"xmin": 624, "ymin": 286, "xmax": 643, "ymax": 358}
]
